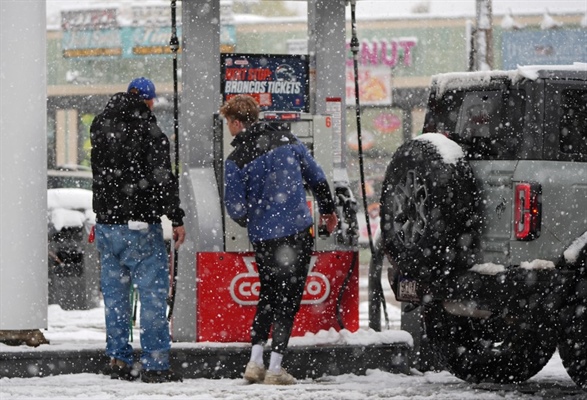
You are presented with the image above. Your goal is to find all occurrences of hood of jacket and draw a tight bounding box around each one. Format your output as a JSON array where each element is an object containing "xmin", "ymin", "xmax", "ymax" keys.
[
  {"xmin": 101, "ymin": 91, "xmax": 156, "ymax": 124},
  {"xmin": 230, "ymin": 121, "xmax": 289, "ymax": 148}
]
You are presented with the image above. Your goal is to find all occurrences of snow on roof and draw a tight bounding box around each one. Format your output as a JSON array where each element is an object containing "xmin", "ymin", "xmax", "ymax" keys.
[
  {"xmin": 431, "ymin": 69, "xmax": 521, "ymax": 97},
  {"xmin": 500, "ymin": 9, "xmax": 525, "ymax": 30},
  {"xmin": 517, "ymin": 62, "xmax": 587, "ymax": 79},
  {"xmin": 540, "ymin": 9, "xmax": 564, "ymax": 30},
  {"xmin": 431, "ymin": 63, "xmax": 587, "ymax": 96}
]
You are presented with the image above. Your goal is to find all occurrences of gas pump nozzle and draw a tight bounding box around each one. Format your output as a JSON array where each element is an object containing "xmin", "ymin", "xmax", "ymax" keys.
[
  {"xmin": 334, "ymin": 184, "xmax": 359, "ymax": 247},
  {"xmin": 318, "ymin": 222, "xmax": 330, "ymax": 239}
]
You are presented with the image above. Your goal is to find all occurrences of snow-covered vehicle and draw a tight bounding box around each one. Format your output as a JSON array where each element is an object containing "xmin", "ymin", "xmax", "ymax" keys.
[
  {"xmin": 47, "ymin": 187, "xmax": 100, "ymax": 310},
  {"xmin": 379, "ymin": 64, "xmax": 587, "ymax": 388}
]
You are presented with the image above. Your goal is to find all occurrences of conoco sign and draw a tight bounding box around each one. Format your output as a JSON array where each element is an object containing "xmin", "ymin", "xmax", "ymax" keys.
[{"xmin": 196, "ymin": 251, "xmax": 359, "ymax": 342}]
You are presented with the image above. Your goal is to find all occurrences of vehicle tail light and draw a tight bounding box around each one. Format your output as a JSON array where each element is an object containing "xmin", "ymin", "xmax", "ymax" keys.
[{"xmin": 514, "ymin": 182, "xmax": 541, "ymax": 240}]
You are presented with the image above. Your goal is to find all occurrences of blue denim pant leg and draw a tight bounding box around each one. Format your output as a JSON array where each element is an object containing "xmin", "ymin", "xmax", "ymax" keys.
[{"xmin": 96, "ymin": 224, "xmax": 171, "ymax": 371}]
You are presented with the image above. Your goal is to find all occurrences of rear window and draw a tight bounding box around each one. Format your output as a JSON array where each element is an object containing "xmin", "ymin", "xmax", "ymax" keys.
[
  {"xmin": 424, "ymin": 88, "xmax": 526, "ymax": 160},
  {"xmin": 456, "ymin": 90, "xmax": 502, "ymax": 139},
  {"xmin": 422, "ymin": 90, "xmax": 465, "ymax": 135},
  {"xmin": 559, "ymin": 89, "xmax": 587, "ymax": 156}
]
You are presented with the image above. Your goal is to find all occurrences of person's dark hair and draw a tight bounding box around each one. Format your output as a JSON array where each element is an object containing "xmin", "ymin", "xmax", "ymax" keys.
[{"xmin": 219, "ymin": 95, "xmax": 260, "ymax": 127}]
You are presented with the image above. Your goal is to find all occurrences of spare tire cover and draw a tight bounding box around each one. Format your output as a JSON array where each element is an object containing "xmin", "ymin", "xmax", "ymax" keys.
[{"xmin": 379, "ymin": 133, "xmax": 479, "ymax": 283}]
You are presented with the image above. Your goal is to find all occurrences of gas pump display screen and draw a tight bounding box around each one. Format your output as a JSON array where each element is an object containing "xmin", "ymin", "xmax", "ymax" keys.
[{"xmin": 221, "ymin": 53, "xmax": 309, "ymax": 112}]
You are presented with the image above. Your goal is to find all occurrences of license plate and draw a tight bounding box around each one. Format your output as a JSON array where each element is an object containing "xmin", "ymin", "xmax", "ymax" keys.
[{"xmin": 397, "ymin": 278, "xmax": 419, "ymax": 302}]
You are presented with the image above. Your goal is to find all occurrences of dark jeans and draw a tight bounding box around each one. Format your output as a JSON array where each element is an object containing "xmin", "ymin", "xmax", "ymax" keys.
[{"xmin": 251, "ymin": 228, "xmax": 313, "ymax": 354}]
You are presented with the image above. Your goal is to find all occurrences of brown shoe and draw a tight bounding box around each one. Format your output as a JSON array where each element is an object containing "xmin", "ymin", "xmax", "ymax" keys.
[
  {"xmin": 264, "ymin": 368, "xmax": 296, "ymax": 385},
  {"xmin": 244, "ymin": 361, "xmax": 266, "ymax": 384}
]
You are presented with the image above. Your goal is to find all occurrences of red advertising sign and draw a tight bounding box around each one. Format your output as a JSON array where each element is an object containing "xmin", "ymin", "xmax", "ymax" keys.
[{"xmin": 196, "ymin": 251, "xmax": 359, "ymax": 342}]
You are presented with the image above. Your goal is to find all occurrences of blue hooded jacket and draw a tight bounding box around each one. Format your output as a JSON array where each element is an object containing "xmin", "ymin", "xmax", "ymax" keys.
[{"xmin": 224, "ymin": 122, "xmax": 335, "ymax": 243}]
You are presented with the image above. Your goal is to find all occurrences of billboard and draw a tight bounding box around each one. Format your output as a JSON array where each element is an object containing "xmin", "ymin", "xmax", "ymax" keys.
[
  {"xmin": 61, "ymin": 9, "xmax": 122, "ymax": 58},
  {"xmin": 221, "ymin": 53, "xmax": 310, "ymax": 112},
  {"xmin": 502, "ymin": 30, "xmax": 587, "ymax": 69},
  {"xmin": 61, "ymin": 6, "xmax": 235, "ymax": 58}
]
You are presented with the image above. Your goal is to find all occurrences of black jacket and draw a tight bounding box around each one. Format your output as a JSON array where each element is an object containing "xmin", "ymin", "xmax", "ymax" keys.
[{"xmin": 90, "ymin": 92, "xmax": 184, "ymax": 226}]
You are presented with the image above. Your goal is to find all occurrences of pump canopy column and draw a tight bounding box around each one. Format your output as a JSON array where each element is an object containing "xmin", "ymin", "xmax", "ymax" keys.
[{"xmin": 0, "ymin": 0, "xmax": 49, "ymax": 344}]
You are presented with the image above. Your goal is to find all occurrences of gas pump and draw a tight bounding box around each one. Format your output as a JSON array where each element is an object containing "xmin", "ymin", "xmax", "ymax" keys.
[{"xmin": 167, "ymin": 2, "xmax": 366, "ymax": 343}]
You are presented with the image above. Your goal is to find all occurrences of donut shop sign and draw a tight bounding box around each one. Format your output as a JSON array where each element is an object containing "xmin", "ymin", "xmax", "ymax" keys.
[{"xmin": 346, "ymin": 37, "xmax": 418, "ymax": 68}]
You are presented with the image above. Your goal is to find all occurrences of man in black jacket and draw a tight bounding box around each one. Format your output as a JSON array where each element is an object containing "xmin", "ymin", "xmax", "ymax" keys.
[{"xmin": 90, "ymin": 77, "xmax": 185, "ymax": 383}]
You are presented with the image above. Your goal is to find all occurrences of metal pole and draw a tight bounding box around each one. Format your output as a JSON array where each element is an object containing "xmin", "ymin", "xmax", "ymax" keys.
[
  {"xmin": 349, "ymin": 0, "xmax": 374, "ymax": 257},
  {"xmin": 348, "ymin": 0, "xmax": 389, "ymax": 331},
  {"xmin": 167, "ymin": 0, "xmax": 180, "ymax": 322},
  {"xmin": 474, "ymin": 0, "xmax": 493, "ymax": 70}
]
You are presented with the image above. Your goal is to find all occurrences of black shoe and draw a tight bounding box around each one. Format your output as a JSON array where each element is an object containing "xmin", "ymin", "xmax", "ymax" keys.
[
  {"xmin": 108, "ymin": 359, "xmax": 140, "ymax": 381},
  {"xmin": 101, "ymin": 363, "xmax": 113, "ymax": 376},
  {"xmin": 141, "ymin": 369, "xmax": 183, "ymax": 383}
]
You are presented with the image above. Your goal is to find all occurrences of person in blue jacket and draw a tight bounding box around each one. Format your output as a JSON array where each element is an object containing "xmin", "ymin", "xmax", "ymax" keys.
[{"xmin": 221, "ymin": 95, "xmax": 338, "ymax": 385}]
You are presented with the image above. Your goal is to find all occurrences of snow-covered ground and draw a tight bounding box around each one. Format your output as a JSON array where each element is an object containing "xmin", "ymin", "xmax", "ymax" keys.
[
  {"xmin": 1, "ymin": 296, "xmax": 583, "ymax": 399},
  {"xmin": 1, "ymin": 357, "xmax": 579, "ymax": 400}
]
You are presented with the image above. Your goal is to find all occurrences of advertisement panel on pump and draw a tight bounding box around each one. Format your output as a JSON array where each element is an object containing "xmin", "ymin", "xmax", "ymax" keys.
[
  {"xmin": 196, "ymin": 251, "xmax": 359, "ymax": 342},
  {"xmin": 220, "ymin": 53, "xmax": 310, "ymax": 112}
]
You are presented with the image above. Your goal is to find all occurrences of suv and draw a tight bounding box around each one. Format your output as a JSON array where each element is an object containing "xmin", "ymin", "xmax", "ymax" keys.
[{"xmin": 379, "ymin": 64, "xmax": 587, "ymax": 388}]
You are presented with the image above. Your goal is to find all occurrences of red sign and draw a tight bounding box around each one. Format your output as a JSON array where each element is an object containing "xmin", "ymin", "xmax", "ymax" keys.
[
  {"xmin": 196, "ymin": 251, "xmax": 359, "ymax": 342},
  {"xmin": 61, "ymin": 9, "xmax": 118, "ymax": 31}
]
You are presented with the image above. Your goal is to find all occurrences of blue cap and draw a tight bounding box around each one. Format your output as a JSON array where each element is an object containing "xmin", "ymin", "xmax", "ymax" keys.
[{"xmin": 127, "ymin": 77, "xmax": 157, "ymax": 100}]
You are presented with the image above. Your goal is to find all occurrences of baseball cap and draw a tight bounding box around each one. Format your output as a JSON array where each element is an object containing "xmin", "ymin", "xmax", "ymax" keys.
[{"xmin": 127, "ymin": 77, "xmax": 157, "ymax": 100}]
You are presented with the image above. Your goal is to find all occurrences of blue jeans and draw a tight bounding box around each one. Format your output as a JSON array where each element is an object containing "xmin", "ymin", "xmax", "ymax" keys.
[{"xmin": 95, "ymin": 223, "xmax": 171, "ymax": 371}]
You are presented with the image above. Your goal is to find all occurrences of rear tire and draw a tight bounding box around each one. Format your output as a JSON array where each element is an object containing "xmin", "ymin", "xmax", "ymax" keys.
[
  {"xmin": 423, "ymin": 301, "xmax": 557, "ymax": 384},
  {"xmin": 558, "ymin": 285, "xmax": 587, "ymax": 389}
]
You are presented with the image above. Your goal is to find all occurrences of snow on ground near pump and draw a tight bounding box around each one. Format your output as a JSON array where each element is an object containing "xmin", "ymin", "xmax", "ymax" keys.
[
  {"xmin": 0, "ymin": 351, "xmax": 578, "ymax": 400},
  {"xmin": 1, "ymin": 298, "xmax": 582, "ymax": 399}
]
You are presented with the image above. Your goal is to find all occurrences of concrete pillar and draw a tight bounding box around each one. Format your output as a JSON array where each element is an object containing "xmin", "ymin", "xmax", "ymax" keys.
[
  {"xmin": 172, "ymin": 0, "xmax": 224, "ymax": 341},
  {"xmin": 0, "ymin": 1, "xmax": 48, "ymax": 338},
  {"xmin": 308, "ymin": 0, "xmax": 348, "ymax": 172}
]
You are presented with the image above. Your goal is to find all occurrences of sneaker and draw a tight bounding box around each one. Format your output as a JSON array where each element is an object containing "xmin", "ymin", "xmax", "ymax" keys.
[
  {"xmin": 263, "ymin": 368, "xmax": 296, "ymax": 385},
  {"xmin": 108, "ymin": 359, "xmax": 140, "ymax": 381},
  {"xmin": 141, "ymin": 369, "xmax": 183, "ymax": 383},
  {"xmin": 243, "ymin": 361, "xmax": 266, "ymax": 384}
]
